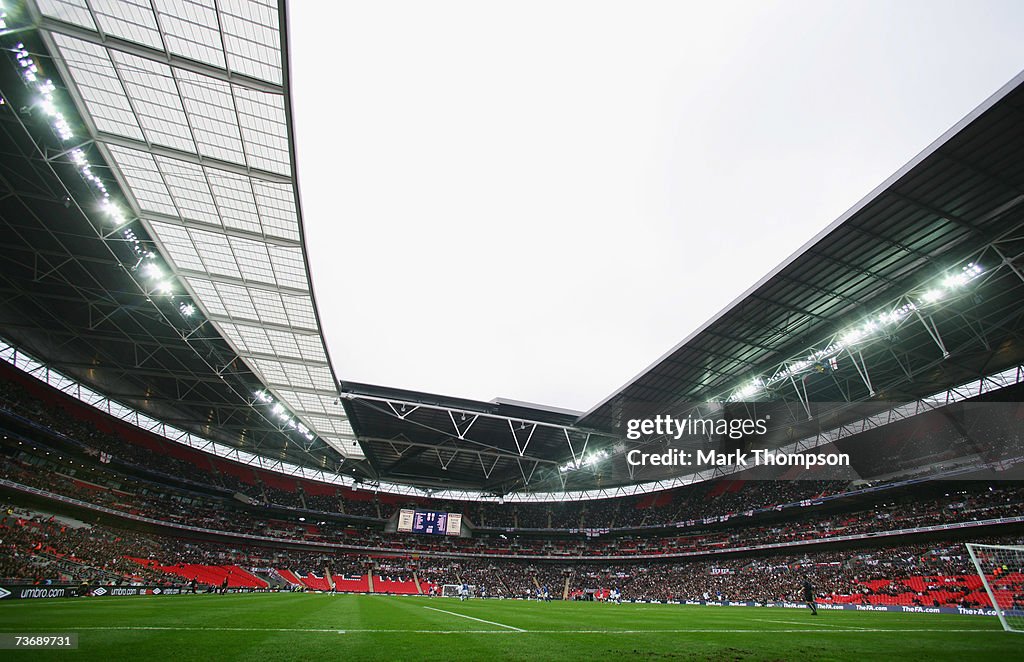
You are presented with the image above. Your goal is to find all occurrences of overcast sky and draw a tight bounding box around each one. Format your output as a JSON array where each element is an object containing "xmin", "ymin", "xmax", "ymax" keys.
[{"xmin": 289, "ymin": 0, "xmax": 1024, "ymax": 413}]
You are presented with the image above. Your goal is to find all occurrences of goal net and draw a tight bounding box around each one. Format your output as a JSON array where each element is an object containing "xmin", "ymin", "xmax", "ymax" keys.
[
  {"xmin": 442, "ymin": 584, "xmax": 474, "ymax": 598},
  {"xmin": 966, "ymin": 543, "xmax": 1024, "ymax": 633}
]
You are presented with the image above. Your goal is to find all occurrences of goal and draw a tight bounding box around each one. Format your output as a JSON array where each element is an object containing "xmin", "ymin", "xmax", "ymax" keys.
[
  {"xmin": 966, "ymin": 543, "xmax": 1024, "ymax": 633},
  {"xmin": 441, "ymin": 584, "xmax": 475, "ymax": 598}
]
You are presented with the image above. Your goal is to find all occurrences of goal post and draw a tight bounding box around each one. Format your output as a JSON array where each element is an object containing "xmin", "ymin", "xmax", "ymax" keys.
[{"xmin": 966, "ymin": 543, "xmax": 1024, "ymax": 633}]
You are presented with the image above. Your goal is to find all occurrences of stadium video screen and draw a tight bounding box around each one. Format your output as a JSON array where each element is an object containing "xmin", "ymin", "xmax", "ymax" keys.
[{"xmin": 397, "ymin": 508, "xmax": 462, "ymax": 536}]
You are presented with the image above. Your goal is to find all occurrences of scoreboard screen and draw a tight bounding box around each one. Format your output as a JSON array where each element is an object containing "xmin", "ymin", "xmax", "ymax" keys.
[{"xmin": 397, "ymin": 509, "xmax": 462, "ymax": 536}]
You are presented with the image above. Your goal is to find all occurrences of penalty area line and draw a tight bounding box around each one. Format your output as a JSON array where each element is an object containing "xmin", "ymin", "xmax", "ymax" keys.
[{"xmin": 422, "ymin": 606, "xmax": 526, "ymax": 632}]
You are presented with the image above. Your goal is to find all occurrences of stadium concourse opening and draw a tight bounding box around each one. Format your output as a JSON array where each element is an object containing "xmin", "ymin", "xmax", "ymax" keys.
[{"xmin": 2, "ymin": 0, "xmax": 1024, "ymax": 660}]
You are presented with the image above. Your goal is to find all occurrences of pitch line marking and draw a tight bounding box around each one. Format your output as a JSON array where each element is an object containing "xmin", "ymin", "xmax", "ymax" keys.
[
  {"xmin": 422, "ymin": 606, "xmax": 526, "ymax": 631},
  {"xmin": 0, "ymin": 626, "xmax": 1002, "ymax": 634},
  {"xmin": 753, "ymin": 618, "xmax": 870, "ymax": 630},
  {"xmin": 11, "ymin": 626, "xmax": 515, "ymax": 634}
]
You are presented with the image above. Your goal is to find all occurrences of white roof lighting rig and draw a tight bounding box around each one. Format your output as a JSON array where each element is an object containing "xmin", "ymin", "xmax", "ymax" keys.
[
  {"xmin": 18, "ymin": 0, "xmax": 362, "ymax": 460},
  {"xmin": 559, "ymin": 449, "xmax": 609, "ymax": 474},
  {"xmin": 726, "ymin": 261, "xmax": 986, "ymax": 403}
]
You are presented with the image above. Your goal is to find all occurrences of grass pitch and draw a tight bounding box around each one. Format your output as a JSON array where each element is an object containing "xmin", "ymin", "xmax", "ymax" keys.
[{"xmin": 0, "ymin": 593, "xmax": 1017, "ymax": 661}]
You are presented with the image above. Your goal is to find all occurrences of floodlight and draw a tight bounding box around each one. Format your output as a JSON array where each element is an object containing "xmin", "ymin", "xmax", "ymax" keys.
[
  {"xmin": 142, "ymin": 262, "xmax": 163, "ymax": 280},
  {"xmin": 101, "ymin": 199, "xmax": 126, "ymax": 225},
  {"xmin": 944, "ymin": 274, "xmax": 968, "ymax": 289},
  {"xmin": 841, "ymin": 330, "xmax": 863, "ymax": 346}
]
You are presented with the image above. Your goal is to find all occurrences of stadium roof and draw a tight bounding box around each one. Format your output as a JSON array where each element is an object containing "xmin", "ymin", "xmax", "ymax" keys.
[
  {"xmin": 1, "ymin": 0, "xmax": 1023, "ymax": 499},
  {"xmin": 339, "ymin": 380, "xmax": 610, "ymax": 493},
  {"xmin": 342, "ymin": 70, "xmax": 1024, "ymax": 495},
  {"xmin": 581, "ymin": 70, "xmax": 1024, "ymax": 431},
  {"xmin": 3, "ymin": 0, "xmax": 362, "ymax": 464}
]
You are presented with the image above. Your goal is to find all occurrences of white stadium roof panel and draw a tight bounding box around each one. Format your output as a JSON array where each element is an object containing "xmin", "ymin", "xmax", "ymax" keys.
[
  {"xmin": 234, "ymin": 86, "xmax": 290, "ymax": 175},
  {"xmin": 40, "ymin": 0, "xmax": 282, "ymax": 84},
  {"xmin": 218, "ymin": 322, "xmax": 275, "ymax": 356},
  {"xmin": 156, "ymin": 158, "xmax": 222, "ymax": 224},
  {"xmin": 281, "ymin": 294, "xmax": 317, "ymax": 329},
  {"xmin": 233, "ymin": 284, "xmax": 293, "ymax": 326},
  {"xmin": 304, "ymin": 415, "xmax": 355, "ymax": 439},
  {"xmin": 181, "ymin": 277, "xmax": 230, "ymax": 317},
  {"xmin": 106, "ymin": 145, "xmax": 302, "ymax": 242},
  {"xmin": 206, "ymin": 170, "xmax": 263, "ymax": 234},
  {"xmin": 36, "ymin": 0, "xmax": 97, "ymax": 30},
  {"xmin": 154, "ymin": 0, "xmax": 228, "ymax": 70},
  {"xmin": 188, "ymin": 227, "xmax": 242, "ymax": 279},
  {"xmin": 50, "ymin": 35, "xmax": 144, "ymax": 139},
  {"xmin": 267, "ymin": 244, "xmax": 308, "ymax": 290},
  {"xmin": 226, "ymin": 235, "xmax": 274, "ymax": 284},
  {"xmin": 251, "ymin": 180, "xmax": 301, "ymax": 240},
  {"xmin": 248, "ymin": 356, "xmax": 288, "ymax": 385},
  {"xmin": 272, "ymin": 390, "xmax": 338, "ymax": 417},
  {"xmin": 212, "ymin": 281, "xmax": 263, "ymax": 320},
  {"xmin": 248, "ymin": 358, "xmax": 335, "ymax": 392},
  {"xmin": 49, "ymin": 37, "xmax": 289, "ymax": 174},
  {"xmin": 217, "ymin": 323, "xmax": 320, "ymax": 364},
  {"xmin": 219, "ymin": 0, "xmax": 282, "ymax": 85},
  {"xmin": 147, "ymin": 221, "xmax": 208, "ymax": 272},
  {"xmin": 90, "ymin": 0, "xmax": 164, "ymax": 50},
  {"xmin": 110, "ymin": 50, "xmax": 196, "ymax": 153},
  {"xmin": 36, "ymin": 0, "xmax": 361, "ymax": 459},
  {"xmin": 105, "ymin": 145, "xmax": 178, "ymax": 216},
  {"xmin": 175, "ymin": 70, "xmax": 247, "ymax": 163}
]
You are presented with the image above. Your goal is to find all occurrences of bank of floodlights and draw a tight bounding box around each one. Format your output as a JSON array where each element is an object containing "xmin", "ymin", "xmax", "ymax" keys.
[
  {"xmin": 559, "ymin": 449, "xmax": 609, "ymax": 473},
  {"xmin": 254, "ymin": 390, "xmax": 315, "ymax": 442},
  {"xmin": 727, "ymin": 262, "xmax": 985, "ymax": 402}
]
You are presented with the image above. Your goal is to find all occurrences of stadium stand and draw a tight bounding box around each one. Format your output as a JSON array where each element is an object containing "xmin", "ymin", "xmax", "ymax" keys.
[
  {"xmin": 4, "ymin": 502, "xmax": 1019, "ymax": 608},
  {"xmin": 2, "ymin": 371, "xmax": 1023, "ymax": 611},
  {"xmin": 7, "ymin": 373, "xmax": 1023, "ymax": 552}
]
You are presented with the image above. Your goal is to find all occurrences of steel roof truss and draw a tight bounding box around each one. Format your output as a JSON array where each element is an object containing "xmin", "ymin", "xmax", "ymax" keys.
[
  {"xmin": 507, "ymin": 419, "xmax": 536, "ymax": 456},
  {"xmin": 478, "ymin": 452, "xmax": 501, "ymax": 480},
  {"xmin": 448, "ymin": 409, "xmax": 479, "ymax": 440},
  {"xmin": 844, "ymin": 348, "xmax": 875, "ymax": 398}
]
